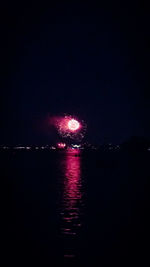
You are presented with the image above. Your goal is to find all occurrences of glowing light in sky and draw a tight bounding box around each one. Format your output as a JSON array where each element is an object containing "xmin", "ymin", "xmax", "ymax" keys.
[
  {"xmin": 48, "ymin": 114, "xmax": 86, "ymax": 140},
  {"xmin": 68, "ymin": 119, "xmax": 80, "ymax": 131}
]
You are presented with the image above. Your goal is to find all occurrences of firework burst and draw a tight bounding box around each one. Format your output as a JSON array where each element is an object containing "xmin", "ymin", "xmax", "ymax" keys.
[{"xmin": 49, "ymin": 114, "xmax": 86, "ymax": 141}]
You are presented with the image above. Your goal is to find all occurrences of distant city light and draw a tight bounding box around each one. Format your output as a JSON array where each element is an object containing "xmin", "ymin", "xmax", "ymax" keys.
[
  {"xmin": 57, "ymin": 142, "xmax": 66, "ymax": 149},
  {"xmin": 71, "ymin": 144, "xmax": 81, "ymax": 148},
  {"xmin": 14, "ymin": 146, "xmax": 25, "ymax": 150},
  {"xmin": 26, "ymin": 147, "xmax": 31, "ymax": 150}
]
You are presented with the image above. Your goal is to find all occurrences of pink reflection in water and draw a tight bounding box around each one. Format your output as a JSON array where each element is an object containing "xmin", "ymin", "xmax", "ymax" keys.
[{"xmin": 61, "ymin": 149, "xmax": 83, "ymax": 237}]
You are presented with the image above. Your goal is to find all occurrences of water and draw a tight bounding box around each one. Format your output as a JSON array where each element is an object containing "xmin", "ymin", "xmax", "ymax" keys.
[{"xmin": 1, "ymin": 149, "xmax": 149, "ymax": 266}]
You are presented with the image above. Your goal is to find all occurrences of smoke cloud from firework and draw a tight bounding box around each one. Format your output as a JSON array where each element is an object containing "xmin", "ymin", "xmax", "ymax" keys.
[{"xmin": 48, "ymin": 115, "xmax": 86, "ymax": 141}]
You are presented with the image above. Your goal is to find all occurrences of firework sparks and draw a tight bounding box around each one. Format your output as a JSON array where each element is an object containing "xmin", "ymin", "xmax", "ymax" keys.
[
  {"xmin": 48, "ymin": 115, "xmax": 86, "ymax": 141},
  {"xmin": 68, "ymin": 119, "xmax": 80, "ymax": 131}
]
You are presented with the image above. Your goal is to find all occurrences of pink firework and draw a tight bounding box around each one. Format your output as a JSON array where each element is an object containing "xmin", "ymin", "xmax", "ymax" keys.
[
  {"xmin": 48, "ymin": 115, "xmax": 86, "ymax": 140},
  {"xmin": 59, "ymin": 117, "xmax": 81, "ymax": 133},
  {"xmin": 68, "ymin": 119, "xmax": 80, "ymax": 131}
]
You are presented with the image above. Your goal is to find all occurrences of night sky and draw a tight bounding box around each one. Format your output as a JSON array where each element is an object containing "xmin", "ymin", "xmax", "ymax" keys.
[{"xmin": 0, "ymin": 2, "xmax": 149, "ymax": 145}]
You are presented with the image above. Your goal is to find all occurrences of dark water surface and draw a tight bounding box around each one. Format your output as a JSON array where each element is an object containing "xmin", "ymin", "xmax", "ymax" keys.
[{"xmin": 1, "ymin": 149, "xmax": 149, "ymax": 266}]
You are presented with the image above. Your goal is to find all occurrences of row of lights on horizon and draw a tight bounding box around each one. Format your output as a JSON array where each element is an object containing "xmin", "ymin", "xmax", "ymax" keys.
[{"xmin": 0, "ymin": 143, "xmax": 83, "ymax": 150}]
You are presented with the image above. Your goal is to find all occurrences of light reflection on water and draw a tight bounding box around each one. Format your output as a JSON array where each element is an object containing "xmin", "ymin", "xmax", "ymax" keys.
[{"xmin": 60, "ymin": 149, "xmax": 84, "ymax": 258}]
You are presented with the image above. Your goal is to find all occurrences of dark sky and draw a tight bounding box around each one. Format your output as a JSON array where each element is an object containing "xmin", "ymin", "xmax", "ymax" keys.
[{"xmin": 0, "ymin": 1, "xmax": 149, "ymax": 145}]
